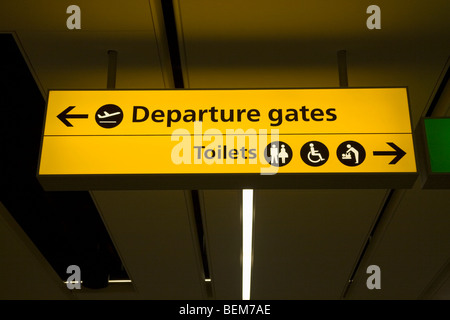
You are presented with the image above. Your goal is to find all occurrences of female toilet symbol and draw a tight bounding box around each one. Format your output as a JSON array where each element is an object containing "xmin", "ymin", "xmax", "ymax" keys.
[
  {"xmin": 265, "ymin": 141, "xmax": 293, "ymax": 167},
  {"xmin": 279, "ymin": 144, "xmax": 289, "ymax": 164}
]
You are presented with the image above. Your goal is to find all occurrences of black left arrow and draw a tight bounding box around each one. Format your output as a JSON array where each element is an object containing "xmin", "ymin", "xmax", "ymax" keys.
[
  {"xmin": 373, "ymin": 142, "xmax": 406, "ymax": 165},
  {"xmin": 57, "ymin": 106, "xmax": 88, "ymax": 127}
]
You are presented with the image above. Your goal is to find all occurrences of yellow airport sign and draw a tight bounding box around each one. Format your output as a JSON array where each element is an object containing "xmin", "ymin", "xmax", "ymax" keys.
[{"xmin": 38, "ymin": 88, "xmax": 417, "ymax": 190}]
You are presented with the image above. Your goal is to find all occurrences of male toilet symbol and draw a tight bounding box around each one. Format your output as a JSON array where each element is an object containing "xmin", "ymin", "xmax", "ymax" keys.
[
  {"xmin": 265, "ymin": 141, "xmax": 292, "ymax": 167},
  {"xmin": 270, "ymin": 144, "xmax": 278, "ymax": 164}
]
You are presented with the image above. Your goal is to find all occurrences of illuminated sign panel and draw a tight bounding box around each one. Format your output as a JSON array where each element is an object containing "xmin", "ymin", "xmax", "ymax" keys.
[
  {"xmin": 38, "ymin": 88, "xmax": 417, "ymax": 190},
  {"xmin": 424, "ymin": 118, "xmax": 450, "ymax": 173},
  {"xmin": 420, "ymin": 117, "xmax": 450, "ymax": 189}
]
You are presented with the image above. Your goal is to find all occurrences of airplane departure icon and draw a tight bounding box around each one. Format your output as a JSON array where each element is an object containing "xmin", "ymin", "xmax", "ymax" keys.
[
  {"xmin": 97, "ymin": 111, "xmax": 121, "ymax": 119},
  {"xmin": 95, "ymin": 104, "xmax": 124, "ymax": 128}
]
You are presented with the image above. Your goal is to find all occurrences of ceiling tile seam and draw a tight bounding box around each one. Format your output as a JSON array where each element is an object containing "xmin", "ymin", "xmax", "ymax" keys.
[
  {"xmin": 198, "ymin": 190, "xmax": 217, "ymax": 299},
  {"xmin": 0, "ymin": 202, "xmax": 73, "ymax": 298},
  {"xmin": 159, "ymin": 0, "xmax": 184, "ymax": 88},
  {"xmin": 340, "ymin": 188, "xmax": 391, "ymax": 298},
  {"xmin": 10, "ymin": 31, "xmax": 46, "ymax": 100},
  {"xmin": 172, "ymin": 0, "xmax": 191, "ymax": 88},
  {"xmin": 342, "ymin": 189, "xmax": 409, "ymax": 299},
  {"xmin": 422, "ymin": 56, "xmax": 450, "ymax": 118},
  {"xmin": 88, "ymin": 191, "xmax": 138, "ymax": 293},
  {"xmin": 183, "ymin": 190, "xmax": 213, "ymax": 299},
  {"xmin": 339, "ymin": 189, "xmax": 387, "ymax": 298},
  {"xmin": 148, "ymin": 0, "xmax": 175, "ymax": 89},
  {"xmin": 158, "ymin": 0, "xmax": 208, "ymax": 298},
  {"xmin": 418, "ymin": 254, "xmax": 450, "ymax": 299},
  {"xmin": 190, "ymin": 190, "xmax": 212, "ymax": 283},
  {"xmin": 429, "ymin": 60, "xmax": 449, "ymax": 117}
]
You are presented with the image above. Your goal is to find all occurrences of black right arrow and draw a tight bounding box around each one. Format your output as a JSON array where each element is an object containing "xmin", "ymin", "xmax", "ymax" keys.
[
  {"xmin": 373, "ymin": 142, "xmax": 406, "ymax": 165},
  {"xmin": 57, "ymin": 106, "xmax": 88, "ymax": 127}
]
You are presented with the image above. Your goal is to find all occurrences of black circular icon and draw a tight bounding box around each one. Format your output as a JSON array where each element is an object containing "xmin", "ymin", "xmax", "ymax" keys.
[
  {"xmin": 264, "ymin": 141, "xmax": 293, "ymax": 167},
  {"xmin": 300, "ymin": 141, "xmax": 329, "ymax": 166},
  {"xmin": 95, "ymin": 104, "xmax": 123, "ymax": 128},
  {"xmin": 337, "ymin": 141, "xmax": 366, "ymax": 166}
]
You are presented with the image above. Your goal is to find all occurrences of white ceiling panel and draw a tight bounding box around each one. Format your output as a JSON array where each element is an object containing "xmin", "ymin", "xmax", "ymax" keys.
[
  {"xmin": 429, "ymin": 266, "xmax": 450, "ymax": 300},
  {"xmin": 91, "ymin": 190, "xmax": 206, "ymax": 299},
  {"xmin": 345, "ymin": 188, "xmax": 450, "ymax": 299},
  {"xmin": 175, "ymin": 0, "xmax": 450, "ymax": 127},
  {"xmin": 0, "ymin": 1, "xmax": 154, "ymax": 32},
  {"xmin": 174, "ymin": 0, "xmax": 450, "ymax": 301},
  {"xmin": 0, "ymin": 0, "xmax": 449, "ymax": 302},
  {"xmin": 251, "ymin": 189, "xmax": 388, "ymax": 299},
  {"xmin": 18, "ymin": 31, "xmax": 165, "ymax": 93},
  {"xmin": 0, "ymin": 0, "xmax": 168, "ymax": 95},
  {"xmin": 201, "ymin": 190, "xmax": 242, "ymax": 299},
  {"xmin": 0, "ymin": 202, "xmax": 70, "ymax": 299}
]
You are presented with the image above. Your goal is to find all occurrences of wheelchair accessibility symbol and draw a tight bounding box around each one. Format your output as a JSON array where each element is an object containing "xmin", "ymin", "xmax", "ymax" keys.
[{"xmin": 300, "ymin": 141, "xmax": 329, "ymax": 167}]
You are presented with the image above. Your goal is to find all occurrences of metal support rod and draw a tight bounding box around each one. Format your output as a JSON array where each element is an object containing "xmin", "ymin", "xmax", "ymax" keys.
[
  {"xmin": 337, "ymin": 50, "xmax": 348, "ymax": 87},
  {"xmin": 107, "ymin": 50, "xmax": 118, "ymax": 89}
]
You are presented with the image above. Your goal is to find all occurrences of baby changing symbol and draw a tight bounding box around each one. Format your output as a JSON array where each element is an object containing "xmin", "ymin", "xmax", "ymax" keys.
[
  {"xmin": 342, "ymin": 144, "xmax": 359, "ymax": 163},
  {"xmin": 337, "ymin": 141, "xmax": 366, "ymax": 166}
]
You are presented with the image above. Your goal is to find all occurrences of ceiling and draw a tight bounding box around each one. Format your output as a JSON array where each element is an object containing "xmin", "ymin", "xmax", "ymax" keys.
[{"xmin": 1, "ymin": 0, "xmax": 449, "ymax": 301}]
